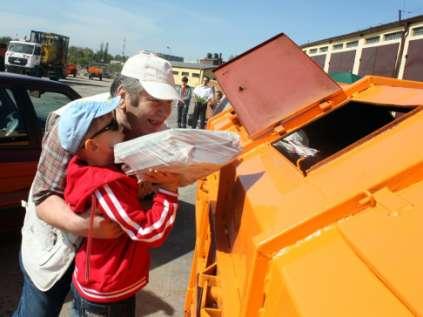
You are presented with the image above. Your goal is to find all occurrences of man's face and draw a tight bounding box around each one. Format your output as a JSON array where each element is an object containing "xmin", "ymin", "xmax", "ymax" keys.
[
  {"xmin": 202, "ymin": 77, "xmax": 209, "ymax": 86},
  {"xmin": 117, "ymin": 89, "xmax": 172, "ymax": 139}
]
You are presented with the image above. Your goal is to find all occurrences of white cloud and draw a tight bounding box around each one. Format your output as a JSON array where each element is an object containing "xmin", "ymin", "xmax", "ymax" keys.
[
  {"xmin": 0, "ymin": 0, "xmax": 163, "ymax": 56},
  {"xmin": 0, "ymin": 12, "xmax": 52, "ymax": 39},
  {"xmin": 0, "ymin": 0, "xmax": 233, "ymax": 60}
]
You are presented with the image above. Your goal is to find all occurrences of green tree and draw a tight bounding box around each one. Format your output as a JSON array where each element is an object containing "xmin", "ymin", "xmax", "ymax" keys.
[
  {"xmin": 66, "ymin": 44, "xmax": 123, "ymax": 77},
  {"xmin": 107, "ymin": 63, "xmax": 123, "ymax": 74},
  {"xmin": 67, "ymin": 46, "xmax": 95, "ymax": 66},
  {"xmin": 113, "ymin": 54, "xmax": 127, "ymax": 62}
]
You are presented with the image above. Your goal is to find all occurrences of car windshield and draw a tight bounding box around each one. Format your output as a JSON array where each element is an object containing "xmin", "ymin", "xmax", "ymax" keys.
[{"xmin": 8, "ymin": 43, "xmax": 35, "ymax": 54}]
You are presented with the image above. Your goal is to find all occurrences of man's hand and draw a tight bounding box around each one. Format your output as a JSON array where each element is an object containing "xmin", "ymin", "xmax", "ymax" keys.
[{"xmin": 90, "ymin": 215, "xmax": 123, "ymax": 239}]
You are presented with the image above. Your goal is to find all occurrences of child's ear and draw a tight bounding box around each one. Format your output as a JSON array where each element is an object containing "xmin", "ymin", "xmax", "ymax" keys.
[{"xmin": 83, "ymin": 139, "xmax": 97, "ymax": 152}]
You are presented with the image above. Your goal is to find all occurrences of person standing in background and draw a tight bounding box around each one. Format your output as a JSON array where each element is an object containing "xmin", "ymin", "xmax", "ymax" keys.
[
  {"xmin": 211, "ymin": 90, "xmax": 229, "ymax": 115},
  {"xmin": 177, "ymin": 76, "xmax": 192, "ymax": 128},
  {"xmin": 191, "ymin": 76, "xmax": 214, "ymax": 129}
]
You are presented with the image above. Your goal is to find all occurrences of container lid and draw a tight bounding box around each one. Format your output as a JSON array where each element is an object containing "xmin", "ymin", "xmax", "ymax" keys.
[{"xmin": 214, "ymin": 33, "xmax": 342, "ymax": 138}]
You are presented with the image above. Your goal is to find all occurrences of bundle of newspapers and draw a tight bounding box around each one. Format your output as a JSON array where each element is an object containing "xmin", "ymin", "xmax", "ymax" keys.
[{"xmin": 114, "ymin": 129, "xmax": 242, "ymax": 186}]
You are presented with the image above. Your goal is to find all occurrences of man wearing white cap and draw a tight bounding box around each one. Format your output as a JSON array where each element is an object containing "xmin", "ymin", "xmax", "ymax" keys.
[{"xmin": 13, "ymin": 52, "xmax": 180, "ymax": 317}]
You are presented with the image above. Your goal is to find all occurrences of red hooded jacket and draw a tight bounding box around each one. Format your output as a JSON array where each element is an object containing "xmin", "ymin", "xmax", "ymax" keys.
[{"xmin": 65, "ymin": 156, "xmax": 178, "ymax": 303}]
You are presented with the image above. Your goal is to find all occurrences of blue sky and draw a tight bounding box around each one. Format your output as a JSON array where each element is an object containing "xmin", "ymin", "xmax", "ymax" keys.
[{"xmin": 0, "ymin": 0, "xmax": 421, "ymax": 61}]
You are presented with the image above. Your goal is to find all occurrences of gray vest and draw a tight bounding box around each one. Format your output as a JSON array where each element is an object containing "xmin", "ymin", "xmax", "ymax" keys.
[{"xmin": 20, "ymin": 183, "xmax": 82, "ymax": 291}]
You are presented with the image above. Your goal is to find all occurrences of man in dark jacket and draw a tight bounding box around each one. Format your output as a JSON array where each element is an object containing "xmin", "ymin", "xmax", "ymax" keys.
[{"xmin": 177, "ymin": 76, "xmax": 192, "ymax": 128}]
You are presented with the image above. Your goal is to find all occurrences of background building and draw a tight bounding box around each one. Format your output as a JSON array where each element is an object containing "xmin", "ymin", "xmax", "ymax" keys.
[
  {"xmin": 171, "ymin": 61, "xmax": 216, "ymax": 86},
  {"xmin": 301, "ymin": 14, "xmax": 423, "ymax": 81},
  {"xmin": 199, "ymin": 52, "xmax": 223, "ymax": 66},
  {"xmin": 156, "ymin": 52, "xmax": 184, "ymax": 62}
]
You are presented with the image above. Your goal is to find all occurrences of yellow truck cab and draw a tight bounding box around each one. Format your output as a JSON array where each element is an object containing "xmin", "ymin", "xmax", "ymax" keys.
[{"xmin": 185, "ymin": 34, "xmax": 423, "ymax": 317}]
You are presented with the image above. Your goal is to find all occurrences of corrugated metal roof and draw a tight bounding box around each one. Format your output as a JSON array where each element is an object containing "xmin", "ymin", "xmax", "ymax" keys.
[
  {"xmin": 171, "ymin": 61, "xmax": 217, "ymax": 70},
  {"xmin": 302, "ymin": 14, "xmax": 423, "ymax": 48}
]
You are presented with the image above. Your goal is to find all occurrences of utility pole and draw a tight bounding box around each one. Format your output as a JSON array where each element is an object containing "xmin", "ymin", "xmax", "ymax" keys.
[
  {"xmin": 399, "ymin": 1, "xmax": 412, "ymax": 21},
  {"xmin": 100, "ymin": 42, "xmax": 104, "ymax": 62},
  {"xmin": 104, "ymin": 42, "xmax": 109, "ymax": 62}
]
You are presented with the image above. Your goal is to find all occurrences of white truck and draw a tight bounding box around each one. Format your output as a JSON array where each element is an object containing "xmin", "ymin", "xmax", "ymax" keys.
[
  {"xmin": 5, "ymin": 31, "xmax": 69, "ymax": 80},
  {"xmin": 5, "ymin": 41, "xmax": 42, "ymax": 76}
]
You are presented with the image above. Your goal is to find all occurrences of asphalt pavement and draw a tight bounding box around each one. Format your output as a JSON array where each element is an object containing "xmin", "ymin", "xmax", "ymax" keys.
[{"xmin": 0, "ymin": 75, "xmax": 196, "ymax": 317}]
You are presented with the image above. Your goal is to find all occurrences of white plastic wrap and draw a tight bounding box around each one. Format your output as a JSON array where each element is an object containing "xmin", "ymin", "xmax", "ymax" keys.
[
  {"xmin": 275, "ymin": 130, "xmax": 319, "ymax": 157},
  {"xmin": 114, "ymin": 129, "xmax": 242, "ymax": 186}
]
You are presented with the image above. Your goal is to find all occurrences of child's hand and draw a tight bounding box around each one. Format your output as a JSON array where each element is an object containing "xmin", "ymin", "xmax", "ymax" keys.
[
  {"xmin": 137, "ymin": 181, "xmax": 155, "ymax": 199},
  {"xmin": 142, "ymin": 169, "xmax": 179, "ymax": 193}
]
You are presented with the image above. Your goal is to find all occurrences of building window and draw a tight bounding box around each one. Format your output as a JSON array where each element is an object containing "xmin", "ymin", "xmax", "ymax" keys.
[
  {"xmin": 309, "ymin": 48, "xmax": 317, "ymax": 54},
  {"xmin": 384, "ymin": 31, "xmax": 402, "ymax": 41},
  {"xmin": 181, "ymin": 72, "xmax": 189, "ymax": 76},
  {"xmin": 192, "ymin": 73, "xmax": 200, "ymax": 78},
  {"xmin": 346, "ymin": 40, "xmax": 358, "ymax": 48},
  {"xmin": 173, "ymin": 71, "xmax": 179, "ymax": 75},
  {"xmin": 412, "ymin": 26, "xmax": 423, "ymax": 36},
  {"xmin": 333, "ymin": 43, "xmax": 343, "ymax": 50},
  {"xmin": 319, "ymin": 46, "xmax": 328, "ymax": 52},
  {"xmin": 365, "ymin": 36, "xmax": 380, "ymax": 44}
]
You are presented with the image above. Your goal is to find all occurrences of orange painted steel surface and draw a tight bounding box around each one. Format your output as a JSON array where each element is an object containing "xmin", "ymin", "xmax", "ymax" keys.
[
  {"xmin": 66, "ymin": 63, "xmax": 77, "ymax": 77},
  {"xmin": 0, "ymin": 162, "xmax": 37, "ymax": 208},
  {"xmin": 214, "ymin": 33, "xmax": 341, "ymax": 139},
  {"xmin": 184, "ymin": 34, "xmax": 423, "ymax": 317},
  {"xmin": 87, "ymin": 66, "xmax": 103, "ymax": 77}
]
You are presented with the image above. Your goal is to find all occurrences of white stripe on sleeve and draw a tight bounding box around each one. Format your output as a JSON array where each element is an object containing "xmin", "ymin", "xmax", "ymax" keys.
[{"xmin": 103, "ymin": 184, "xmax": 173, "ymax": 237}]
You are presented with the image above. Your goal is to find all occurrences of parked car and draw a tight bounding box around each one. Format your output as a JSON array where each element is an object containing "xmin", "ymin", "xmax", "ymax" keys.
[{"xmin": 0, "ymin": 72, "xmax": 80, "ymax": 209}]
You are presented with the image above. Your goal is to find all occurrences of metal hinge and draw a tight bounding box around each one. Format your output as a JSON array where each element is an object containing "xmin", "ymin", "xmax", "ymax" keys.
[{"xmin": 359, "ymin": 187, "xmax": 412, "ymax": 214}]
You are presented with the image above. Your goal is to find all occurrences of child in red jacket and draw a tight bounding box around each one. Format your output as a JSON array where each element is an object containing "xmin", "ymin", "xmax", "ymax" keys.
[{"xmin": 58, "ymin": 97, "xmax": 179, "ymax": 316}]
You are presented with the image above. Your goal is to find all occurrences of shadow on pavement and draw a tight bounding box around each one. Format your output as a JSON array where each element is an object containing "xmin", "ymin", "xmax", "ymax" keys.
[
  {"xmin": 0, "ymin": 199, "xmax": 195, "ymax": 316},
  {"xmin": 0, "ymin": 207, "xmax": 24, "ymax": 317},
  {"xmin": 150, "ymin": 200, "xmax": 195, "ymax": 270},
  {"xmin": 136, "ymin": 290, "xmax": 175, "ymax": 316}
]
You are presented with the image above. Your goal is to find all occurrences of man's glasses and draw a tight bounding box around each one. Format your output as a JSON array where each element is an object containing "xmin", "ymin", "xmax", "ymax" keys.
[{"xmin": 90, "ymin": 118, "xmax": 119, "ymax": 139}]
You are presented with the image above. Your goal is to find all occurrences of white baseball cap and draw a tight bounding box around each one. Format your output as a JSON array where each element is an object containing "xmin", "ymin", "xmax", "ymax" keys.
[{"xmin": 121, "ymin": 52, "xmax": 179, "ymax": 101}]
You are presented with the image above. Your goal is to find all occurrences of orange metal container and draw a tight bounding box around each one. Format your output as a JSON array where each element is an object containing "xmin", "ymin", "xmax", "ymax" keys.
[
  {"xmin": 66, "ymin": 63, "xmax": 77, "ymax": 77},
  {"xmin": 185, "ymin": 34, "xmax": 423, "ymax": 317},
  {"xmin": 87, "ymin": 66, "xmax": 103, "ymax": 80}
]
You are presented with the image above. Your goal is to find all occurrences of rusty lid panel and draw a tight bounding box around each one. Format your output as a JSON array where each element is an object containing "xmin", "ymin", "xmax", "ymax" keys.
[{"xmin": 214, "ymin": 33, "xmax": 342, "ymax": 138}]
